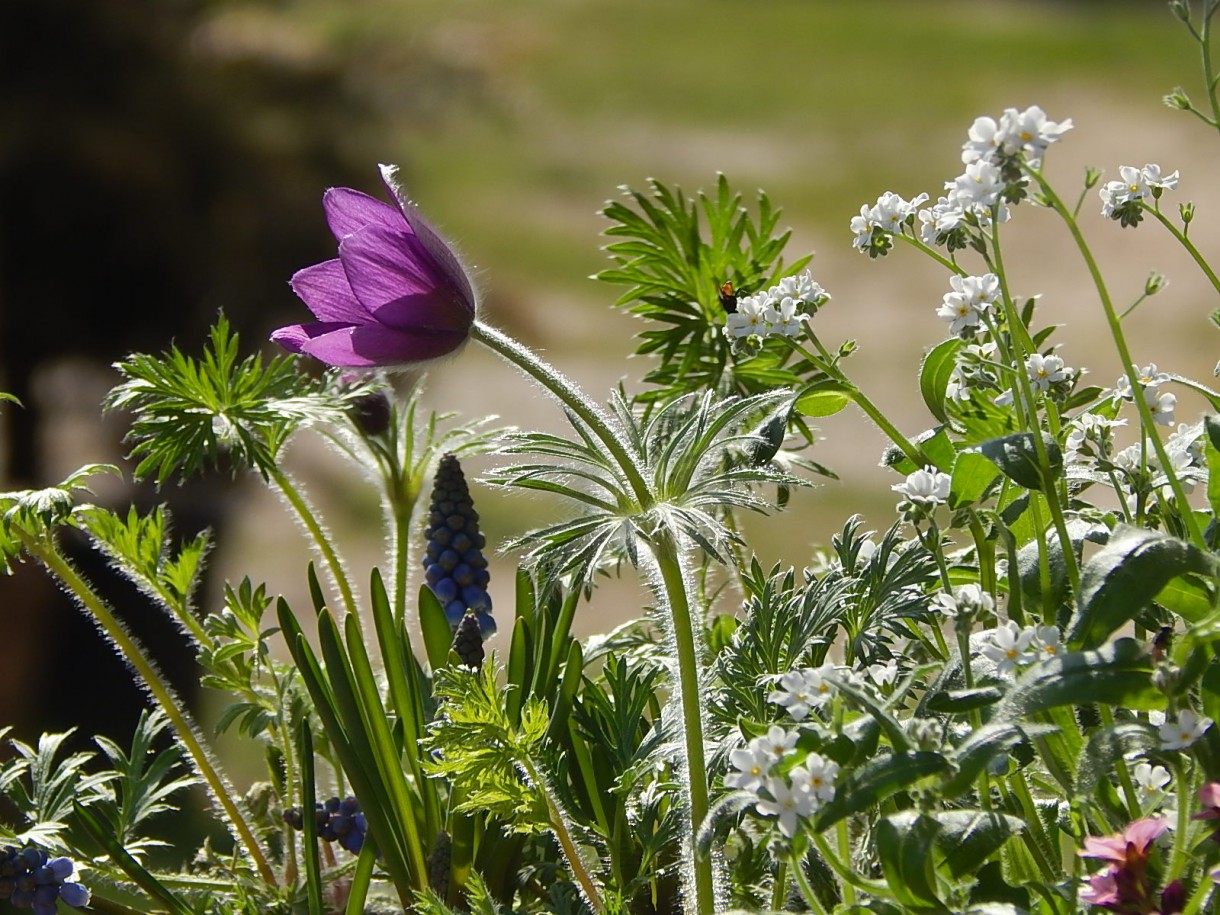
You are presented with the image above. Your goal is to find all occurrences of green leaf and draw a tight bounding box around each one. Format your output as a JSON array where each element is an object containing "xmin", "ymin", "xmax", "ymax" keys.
[
  {"xmin": 932, "ymin": 810, "xmax": 1026, "ymax": 879},
  {"xmin": 795, "ymin": 381, "xmax": 854, "ymax": 417},
  {"xmin": 875, "ymin": 813, "xmax": 944, "ymax": 910},
  {"xmin": 1206, "ymin": 414, "xmax": 1220, "ymax": 518},
  {"xmin": 920, "ymin": 338, "xmax": 961, "ymax": 425},
  {"xmin": 998, "ymin": 638, "xmax": 1160, "ymax": 718},
  {"xmin": 297, "ymin": 722, "xmax": 325, "ymax": 915},
  {"xmin": 1067, "ymin": 525, "xmax": 1218, "ymax": 647},
  {"xmin": 949, "ymin": 451, "xmax": 1000, "ymax": 509},
  {"xmin": 977, "ymin": 432, "xmax": 1062, "ymax": 492},
  {"xmin": 815, "ymin": 752, "xmax": 949, "ymax": 829},
  {"xmin": 419, "ymin": 584, "xmax": 455, "ymax": 672},
  {"xmin": 74, "ymin": 802, "xmax": 195, "ymax": 915}
]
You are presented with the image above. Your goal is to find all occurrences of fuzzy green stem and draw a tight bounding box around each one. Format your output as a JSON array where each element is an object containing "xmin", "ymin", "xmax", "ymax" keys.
[
  {"xmin": 471, "ymin": 320, "xmax": 714, "ymax": 911},
  {"xmin": 520, "ymin": 755, "xmax": 605, "ymax": 912},
  {"xmin": 471, "ymin": 321, "xmax": 651, "ymax": 505},
  {"xmin": 26, "ymin": 535, "xmax": 276, "ymax": 886},
  {"xmin": 788, "ymin": 848, "xmax": 829, "ymax": 915},
  {"xmin": 653, "ymin": 528, "xmax": 717, "ymax": 914},
  {"xmin": 269, "ymin": 465, "xmax": 361, "ymax": 619}
]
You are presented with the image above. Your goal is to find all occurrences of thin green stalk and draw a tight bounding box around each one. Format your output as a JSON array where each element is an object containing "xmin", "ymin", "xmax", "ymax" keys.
[
  {"xmin": 1146, "ymin": 204, "xmax": 1220, "ymax": 294},
  {"xmin": 519, "ymin": 755, "xmax": 605, "ymax": 913},
  {"xmin": 770, "ymin": 861, "xmax": 788, "ymax": 912},
  {"xmin": 1031, "ymin": 172, "xmax": 1206, "ymax": 548},
  {"xmin": 1200, "ymin": 2, "xmax": 1220, "ymax": 131},
  {"xmin": 999, "ymin": 774, "xmax": 1058, "ymax": 882},
  {"xmin": 26, "ymin": 536, "xmax": 276, "ymax": 886},
  {"xmin": 810, "ymin": 833, "xmax": 889, "ymax": 896},
  {"xmin": 790, "ymin": 334, "xmax": 926, "ymax": 467},
  {"xmin": 269, "ymin": 465, "xmax": 361, "ymax": 619},
  {"xmin": 988, "ymin": 218, "xmax": 1082, "ymax": 604},
  {"xmin": 896, "ymin": 231, "xmax": 967, "ymax": 275},
  {"xmin": 834, "ymin": 820, "xmax": 856, "ymax": 907}
]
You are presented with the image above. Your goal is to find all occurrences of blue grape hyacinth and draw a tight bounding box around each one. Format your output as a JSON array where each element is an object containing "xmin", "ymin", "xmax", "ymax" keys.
[
  {"xmin": 283, "ymin": 796, "xmax": 368, "ymax": 855},
  {"xmin": 0, "ymin": 845, "xmax": 90, "ymax": 914},
  {"xmin": 422, "ymin": 453, "xmax": 494, "ymax": 634}
]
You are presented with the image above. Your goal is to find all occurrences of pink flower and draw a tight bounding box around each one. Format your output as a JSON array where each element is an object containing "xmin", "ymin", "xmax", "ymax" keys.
[{"xmin": 1079, "ymin": 818, "xmax": 1169, "ymax": 913}]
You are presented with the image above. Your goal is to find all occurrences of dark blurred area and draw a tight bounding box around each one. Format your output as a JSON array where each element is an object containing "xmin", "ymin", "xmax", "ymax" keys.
[{"xmin": 0, "ymin": 0, "xmax": 404, "ymax": 746}]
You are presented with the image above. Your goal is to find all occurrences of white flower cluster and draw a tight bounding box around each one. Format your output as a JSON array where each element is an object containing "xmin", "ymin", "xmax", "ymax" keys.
[
  {"xmin": 724, "ymin": 726, "xmax": 840, "ymax": 838},
  {"xmin": 850, "ymin": 191, "xmax": 928, "ymax": 255},
  {"xmin": 1158, "ymin": 709, "xmax": 1212, "ymax": 751},
  {"xmin": 767, "ymin": 663, "xmax": 837, "ymax": 721},
  {"xmin": 1099, "ymin": 164, "xmax": 1179, "ymax": 220},
  {"xmin": 1115, "ymin": 363, "xmax": 1177, "ymax": 426},
  {"xmin": 961, "ymin": 105, "xmax": 1074, "ymax": 168},
  {"xmin": 930, "ymin": 583, "xmax": 995, "ymax": 619},
  {"xmin": 1111, "ymin": 421, "xmax": 1206, "ymax": 497},
  {"xmin": 946, "ymin": 340, "xmax": 998, "ymax": 404},
  {"xmin": 1064, "ymin": 413, "xmax": 1128, "ymax": 464},
  {"xmin": 980, "ymin": 621, "xmax": 1063, "ymax": 676},
  {"xmin": 724, "ymin": 270, "xmax": 829, "ymax": 340},
  {"xmin": 1025, "ymin": 352, "xmax": 1073, "ymax": 392},
  {"xmin": 892, "ymin": 466, "xmax": 951, "ymax": 506},
  {"xmin": 937, "ymin": 273, "xmax": 1000, "ymax": 336}
]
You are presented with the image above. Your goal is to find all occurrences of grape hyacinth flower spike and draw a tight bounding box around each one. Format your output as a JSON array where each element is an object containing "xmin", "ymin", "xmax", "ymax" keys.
[
  {"xmin": 423, "ymin": 454, "xmax": 494, "ymax": 634},
  {"xmin": 271, "ymin": 164, "xmax": 477, "ymax": 367},
  {"xmin": 0, "ymin": 845, "xmax": 90, "ymax": 914}
]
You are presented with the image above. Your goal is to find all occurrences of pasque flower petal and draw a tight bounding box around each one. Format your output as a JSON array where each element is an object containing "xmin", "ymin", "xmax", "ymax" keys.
[
  {"xmin": 289, "ymin": 259, "xmax": 370, "ymax": 324},
  {"xmin": 295, "ymin": 323, "xmax": 468, "ymax": 367},
  {"xmin": 323, "ymin": 188, "xmax": 402, "ymax": 240}
]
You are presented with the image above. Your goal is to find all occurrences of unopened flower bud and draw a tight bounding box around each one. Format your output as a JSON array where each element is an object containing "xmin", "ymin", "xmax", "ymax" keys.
[
  {"xmin": 351, "ymin": 391, "xmax": 392, "ymax": 437},
  {"xmin": 428, "ymin": 830, "xmax": 452, "ymax": 896},
  {"xmin": 1145, "ymin": 272, "xmax": 1168, "ymax": 296},
  {"xmin": 1153, "ymin": 664, "xmax": 1182, "ymax": 696},
  {"xmin": 1163, "ymin": 88, "xmax": 1191, "ymax": 110},
  {"xmin": 1082, "ymin": 165, "xmax": 1102, "ymax": 190},
  {"xmin": 1169, "ymin": 1, "xmax": 1190, "ymax": 23},
  {"xmin": 1180, "ymin": 201, "xmax": 1195, "ymax": 224},
  {"xmin": 450, "ymin": 611, "xmax": 485, "ymax": 669}
]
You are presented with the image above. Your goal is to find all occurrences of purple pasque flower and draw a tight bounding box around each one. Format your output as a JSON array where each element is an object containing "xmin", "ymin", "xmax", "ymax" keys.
[{"xmin": 272, "ymin": 164, "xmax": 477, "ymax": 367}]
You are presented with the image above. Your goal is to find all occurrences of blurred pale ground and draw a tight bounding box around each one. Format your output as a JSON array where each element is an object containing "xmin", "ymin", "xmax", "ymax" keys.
[{"xmin": 22, "ymin": 2, "xmax": 1220, "ymax": 676}]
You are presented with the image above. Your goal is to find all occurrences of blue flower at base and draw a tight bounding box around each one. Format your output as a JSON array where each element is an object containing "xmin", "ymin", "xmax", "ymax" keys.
[
  {"xmin": 422, "ymin": 453, "xmax": 495, "ymax": 635},
  {"xmin": 0, "ymin": 845, "xmax": 89, "ymax": 913}
]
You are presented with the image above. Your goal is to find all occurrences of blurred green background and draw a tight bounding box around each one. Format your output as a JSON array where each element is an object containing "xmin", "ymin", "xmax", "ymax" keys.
[{"xmin": 1, "ymin": 0, "xmax": 1217, "ymax": 743}]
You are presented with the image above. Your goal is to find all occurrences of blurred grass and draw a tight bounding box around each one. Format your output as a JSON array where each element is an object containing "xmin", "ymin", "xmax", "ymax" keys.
[{"xmin": 212, "ymin": 0, "xmax": 1216, "ymax": 612}]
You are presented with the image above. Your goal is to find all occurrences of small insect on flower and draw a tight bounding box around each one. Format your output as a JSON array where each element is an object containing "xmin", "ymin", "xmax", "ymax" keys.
[{"xmin": 718, "ymin": 280, "xmax": 738, "ymax": 314}]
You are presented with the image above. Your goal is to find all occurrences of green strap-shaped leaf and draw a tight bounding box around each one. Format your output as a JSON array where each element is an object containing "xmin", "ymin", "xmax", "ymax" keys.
[
  {"xmin": 998, "ymin": 638, "xmax": 1160, "ymax": 720},
  {"xmin": 1068, "ymin": 524, "xmax": 1218, "ymax": 648},
  {"xmin": 419, "ymin": 584, "xmax": 455, "ymax": 672},
  {"xmin": 920, "ymin": 338, "xmax": 962, "ymax": 425},
  {"xmin": 875, "ymin": 813, "xmax": 945, "ymax": 910},
  {"xmin": 297, "ymin": 722, "xmax": 325, "ymax": 915},
  {"xmin": 73, "ymin": 802, "xmax": 195, "ymax": 915}
]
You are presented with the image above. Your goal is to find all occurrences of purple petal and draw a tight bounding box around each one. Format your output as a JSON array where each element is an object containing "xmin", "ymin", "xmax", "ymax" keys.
[
  {"xmin": 289, "ymin": 259, "xmax": 370, "ymax": 323},
  {"xmin": 270, "ymin": 321, "xmax": 354, "ymax": 354},
  {"xmin": 298, "ymin": 323, "xmax": 468, "ymax": 367},
  {"xmin": 380, "ymin": 164, "xmax": 478, "ymax": 310},
  {"xmin": 339, "ymin": 225, "xmax": 473, "ymax": 334},
  {"xmin": 322, "ymin": 188, "xmax": 403, "ymax": 241}
]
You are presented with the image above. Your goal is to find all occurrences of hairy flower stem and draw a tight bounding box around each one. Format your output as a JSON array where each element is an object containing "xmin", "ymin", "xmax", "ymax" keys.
[
  {"xmin": 269, "ymin": 465, "xmax": 361, "ymax": 620},
  {"xmin": 470, "ymin": 322, "xmax": 651, "ymax": 502},
  {"xmin": 519, "ymin": 755, "xmax": 604, "ymax": 913},
  {"xmin": 788, "ymin": 849, "xmax": 828, "ymax": 915},
  {"xmin": 24, "ymin": 535, "xmax": 277, "ymax": 886},
  {"xmin": 652, "ymin": 529, "xmax": 717, "ymax": 914},
  {"xmin": 1031, "ymin": 172, "xmax": 1206, "ymax": 549},
  {"xmin": 470, "ymin": 320, "xmax": 715, "ymax": 913}
]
